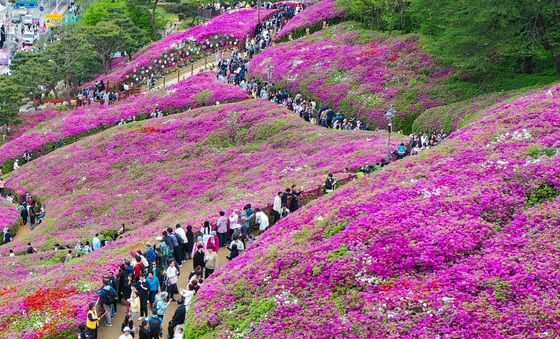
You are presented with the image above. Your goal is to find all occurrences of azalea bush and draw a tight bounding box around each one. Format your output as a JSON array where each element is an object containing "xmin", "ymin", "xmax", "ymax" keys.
[
  {"xmin": 0, "ymin": 98, "xmax": 394, "ymax": 337},
  {"xmin": 250, "ymin": 22, "xmax": 451, "ymax": 132},
  {"xmin": 275, "ymin": 0, "xmax": 347, "ymax": 41},
  {"xmin": 0, "ymin": 199, "xmax": 18, "ymax": 232},
  {"xmin": 88, "ymin": 8, "xmax": 276, "ymax": 85},
  {"xmin": 185, "ymin": 85, "xmax": 560, "ymax": 337},
  {"xmin": 0, "ymin": 72, "xmax": 249, "ymax": 172},
  {"xmin": 412, "ymin": 91, "xmax": 519, "ymax": 134}
]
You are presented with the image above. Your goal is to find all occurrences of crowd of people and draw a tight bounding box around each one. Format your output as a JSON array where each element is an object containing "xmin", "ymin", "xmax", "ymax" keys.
[{"xmin": 79, "ymin": 178, "xmax": 334, "ymax": 339}]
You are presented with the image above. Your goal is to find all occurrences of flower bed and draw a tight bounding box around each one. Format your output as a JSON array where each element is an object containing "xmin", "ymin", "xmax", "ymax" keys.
[
  {"xmin": 275, "ymin": 0, "xmax": 347, "ymax": 41},
  {"xmin": 0, "ymin": 72, "xmax": 249, "ymax": 171},
  {"xmin": 250, "ymin": 22, "xmax": 451, "ymax": 132},
  {"xmin": 0, "ymin": 199, "xmax": 18, "ymax": 232},
  {"xmin": 0, "ymin": 99, "xmax": 395, "ymax": 337},
  {"xmin": 8, "ymin": 109, "xmax": 61, "ymax": 140},
  {"xmin": 412, "ymin": 90, "xmax": 519, "ymax": 134},
  {"xmin": 185, "ymin": 85, "xmax": 560, "ymax": 337},
  {"xmin": 88, "ymin": 8, "xmax": 276, "ymax": 86}
]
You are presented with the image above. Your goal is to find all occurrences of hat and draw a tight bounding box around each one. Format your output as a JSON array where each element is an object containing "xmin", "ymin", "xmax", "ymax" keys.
[
  {"xmin": 155, "ymin": 236, "xmax": 163, "ymax": 242},
  {"xmin": 146, "ymin": 242, "xmax": 152, "ymax": 247},
  {"xmin": 123, "ymin": 326, "xmax": 131, "ymax": 333}
]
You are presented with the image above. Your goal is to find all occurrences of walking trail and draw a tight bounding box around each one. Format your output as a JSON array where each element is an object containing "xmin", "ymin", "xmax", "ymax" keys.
[{"xmin": 98, "ymin": 248, "xmax": 229, "ymax": 339}]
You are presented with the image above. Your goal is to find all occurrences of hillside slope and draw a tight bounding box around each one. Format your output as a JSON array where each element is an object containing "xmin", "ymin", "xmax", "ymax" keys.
[
  {"xmin": 0, "ymin": 99, "xmax": 397, "ymax": 337},
  {"xmin": 186, "ymin": 85, "xmax": 560, "ymax": 337}
]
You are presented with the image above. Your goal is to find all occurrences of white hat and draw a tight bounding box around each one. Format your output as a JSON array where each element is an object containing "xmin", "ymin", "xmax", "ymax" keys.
[
  {"xmin": 155, "ymin": 236, "xmax": 163, "ymax": 241},
  {"xmin": 123, "ymin": 326, "xmax": 131, "ymax": 333}
]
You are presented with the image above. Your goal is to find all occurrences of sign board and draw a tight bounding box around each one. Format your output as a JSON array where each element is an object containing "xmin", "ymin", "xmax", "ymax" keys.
[{"xmin": 45, "ymin": 13, "xmax": 63, "ymax": 20}]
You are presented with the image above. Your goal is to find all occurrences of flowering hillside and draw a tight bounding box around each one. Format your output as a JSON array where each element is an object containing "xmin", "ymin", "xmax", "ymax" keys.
[
  {"xmin": 0, "ymin": 72, "xmax": 248, "ymax": 169},
  {"xmin": 412, "ymin": 91, "xmax": 518, "ymax": 134},
  {"xmin": 0, "ymin": 199, "xmax": 18, "ymax": 231},
  {"xmin": 0, "ymin": 99, "xmax": 395, "ymax": 337},
  {"xmin": 90, "ymin": 8, "xmax": 276, "ymax": 85},
  {"xmin": 186, "ymin": 85, "xmax": 560, "ymax": 337},
  {"xmin": 250, "ymin": 22, "xmax": 451, "ymax": 132},
  {"xmin": 275, "ymin": 0, "xmax": 347, "ymax": 41},
  {"xmin": 8, "ymin": 109, "xmax": 61, "ymax": 140}
]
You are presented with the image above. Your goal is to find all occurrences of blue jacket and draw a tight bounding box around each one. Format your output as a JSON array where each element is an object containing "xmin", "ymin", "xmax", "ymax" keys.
[{"xmin": 146, "ymin": 276, "xmax": 160, "ymax": 291}]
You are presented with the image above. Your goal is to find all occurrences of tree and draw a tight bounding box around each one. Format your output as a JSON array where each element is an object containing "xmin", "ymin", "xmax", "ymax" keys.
[
  {"xmin": 43, "ymin": 25, "xmax": 102, "ymax": 88},
  {"xmin": 338, "ymin": 0, "xmax": 416, "ymax": 32},
  {"xmin": 85, "ymin": 21, "xmax": 143, "ymax": 73},
  {"xmin": 0, "ymin": 76, "xmax": 25, "ymax": 125},
  {"xmin": 412, "ymin": 0, "xmax": 559, "ymax": 77},
  {"xmin": 11, "ymin": 52, "xmax": 58, "ymax": 99}
]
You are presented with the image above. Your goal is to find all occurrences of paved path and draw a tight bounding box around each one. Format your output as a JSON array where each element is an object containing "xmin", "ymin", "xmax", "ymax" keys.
[
  {"xmin": 142, "ymin": 57, "xmax": 216, "ymax": 93},
  {"xmin": 98, "ymin": 248, "xmax": 230, "ymax": 339}
]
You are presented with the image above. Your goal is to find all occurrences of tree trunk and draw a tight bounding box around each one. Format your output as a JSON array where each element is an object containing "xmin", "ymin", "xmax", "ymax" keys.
[
  {"xmin": 150, "ymin": 0, "xmax": 160, "ymax": 40},
  {"xmin": 522, "ymin": 56, "xmax": 533, "ymax": 74},
  {"xmin": 556, "ymin": 55, "xmax": 560, "ymax": 77}
]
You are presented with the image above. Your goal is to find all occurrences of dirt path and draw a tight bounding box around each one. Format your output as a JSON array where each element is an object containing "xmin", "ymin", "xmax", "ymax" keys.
[
  {"xmin": 13, "ymin": 224, "xmax": 30, "ymax": 241},
  {"xmin": 98, "ymin": 248, "xmax": 230, "ymax": 339}
]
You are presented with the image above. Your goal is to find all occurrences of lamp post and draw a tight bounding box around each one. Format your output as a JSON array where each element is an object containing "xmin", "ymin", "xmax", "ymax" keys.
[
  {"xmin": 385, "ymin": 106, "xmax": 396, "ymax": 162},
  {"xmin": 266, "ymin": 63, "xmax": 273, "ymax": 80}
]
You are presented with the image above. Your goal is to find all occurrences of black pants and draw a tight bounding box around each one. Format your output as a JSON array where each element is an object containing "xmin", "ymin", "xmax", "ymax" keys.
[
  {"xmin": 86, "ymin": 328, "xmax": 97, "ymax": 339},
  {"xmin": 205, "ymin": 268, "xmax": 214, "ymax": 279},
  {"xmin": 173, "ymin": 246, "xmax": 182, "ymax": 265},
  {"xmin": 167, "ymin": 322, "xmax": 177, "ymax": 339},
  {"xmin": 140, "ymin": 296, "xmax": 148, "ymax": 317},
  {"xmin": 273, "ymin": 210, "xmax": 280, "ymax": 224},
  {"xmin": 167, "ymin": 283, "xmax": 178, "ymax": 300}
]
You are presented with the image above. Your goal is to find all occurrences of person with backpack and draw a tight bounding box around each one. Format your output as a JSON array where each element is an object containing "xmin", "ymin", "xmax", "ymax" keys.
[
  {"xmin": 156, "ymin": 236, "xmax": 171, "ymax": 270},
  {"xmin": 166, "ymin": 227, "xmax": 182, "ymax": 266},
  {"xmin": 146, "ymin": 311, "xmax": 163, "ymax": 339},
  {"xmin": 145, "ymin": 243, "xmax": 157, "ymax": 266},
  {"xmin": 97, "ymin": 280, "xmax": 117, "ymax": 326},
  {"xmin": 153, "ymin": 291, "xmax": 170, "ymax": 320}
]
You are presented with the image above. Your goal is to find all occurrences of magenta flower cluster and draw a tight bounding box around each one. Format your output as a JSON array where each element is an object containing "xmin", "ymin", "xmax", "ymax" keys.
[
  {"xmin": 250, "ymin": 23, "xmax": 451, "ymax": 131},
  {"xmin": 187, "ymin": 85, "xmax": 560, "ymax": 337},
  {"xmin": 88, "ymin": 8, "xmax": 276, "ymax": 85},
  {"xmin": 0, "ymin": 99, "xmax": 393, "ymax": 336},
  {"xmin": 0, "ymin": 199, "xmax": 18, "ymax": 231},
  {"xmin": 0, "ymin": 72, "xmax": 248, "ymax": 166},
  {"xmin": 275, "ymin": 0, "xmax": 347, "ymax": 41}
]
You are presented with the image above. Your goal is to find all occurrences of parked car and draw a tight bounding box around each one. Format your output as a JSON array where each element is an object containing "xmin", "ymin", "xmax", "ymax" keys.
[
  {"xmin": 18, "ymin": 7, "xmax": 28, "ymax": 15},
  {"xmin": 11, "ymin": 14, "xmax": 22, "ymax": 23},
  {"xmin": 22, "ymin": 32, "xmax": 35, "ymax": 45},
  {"xmin": 23, "ymin": 15, "xmax": 33, "ymax": 25}
]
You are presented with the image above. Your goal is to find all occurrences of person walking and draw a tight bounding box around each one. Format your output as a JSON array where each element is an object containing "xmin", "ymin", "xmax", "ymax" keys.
[
  {"xmin": 204, "ymin": 247, "xmax": 218, "ymax": 278},
  {"xmin": 216, "ymin": 211, "xmax": 228, "ymax": 248},
  {"xmin": 272, "ymin": 192, "xmax": 282, "ymax": 224}
]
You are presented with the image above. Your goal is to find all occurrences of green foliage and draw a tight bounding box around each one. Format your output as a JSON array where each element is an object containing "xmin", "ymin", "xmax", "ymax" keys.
[
  {"xmin": 412, "ymin": 0, "xmax": 560, "ymax": 77},
  {"xmin": 327, "ymin": 244, "xmax": 351, "ymax": 259},
  {"xmin": 339, "ymin": 0, "xmax": 415, "ymax": 32},
  {"xmin": 526, "ymin": 182, "xmax": 560, "ymax": 207},
  {"xmin": 0, "ymin": 76, "xmax": 25, "ymax": 125},
  {"xmin": 324, "ymin": 221, "xmax": 348, "ymax": 238},
  {"xmin": 526, "ymin": 145, "xmax": 557, "ymax": 159}
]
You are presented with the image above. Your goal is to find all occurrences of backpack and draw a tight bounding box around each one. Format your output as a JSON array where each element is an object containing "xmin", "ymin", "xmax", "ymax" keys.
[
  {"xmin": 148, "ymin": 315, "xmax": 162, "ymax": 334},
  {"xmin": 175, "ymin": 232, "xmax": 184, "ymax": 245},
  {"xmin": 158, "ymin": 243, "xmax": 171, "ymax": 257},
  {"xmin": 100, "ymin": 288, "xmax": 116, "ymax": 305}
]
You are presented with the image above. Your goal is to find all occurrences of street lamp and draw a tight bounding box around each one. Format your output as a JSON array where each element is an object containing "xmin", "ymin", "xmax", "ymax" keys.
[
  {"xmin": 266, "ymin": 63, "xmax": 273, "ymax": 80},
  {"xmin": 385, "ymin": 106, "xmax": 396, "ymax": 162}
]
